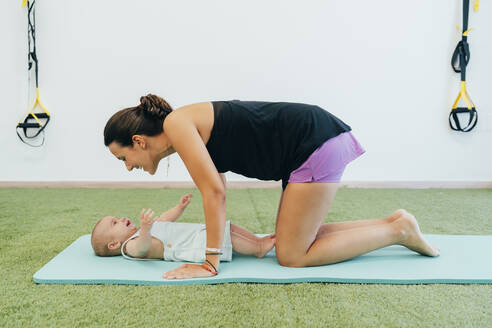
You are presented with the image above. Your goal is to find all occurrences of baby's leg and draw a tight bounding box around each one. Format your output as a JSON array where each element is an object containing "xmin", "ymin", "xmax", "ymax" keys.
[{"xmin": 230, "ymin": 224, "xmax": 276, "ymax": 258}]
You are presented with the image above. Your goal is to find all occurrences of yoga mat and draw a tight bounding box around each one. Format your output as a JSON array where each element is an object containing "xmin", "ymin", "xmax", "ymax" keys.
[{"xmin": 33, "ymin": 234, "xmax": 492, "ymax": 285}]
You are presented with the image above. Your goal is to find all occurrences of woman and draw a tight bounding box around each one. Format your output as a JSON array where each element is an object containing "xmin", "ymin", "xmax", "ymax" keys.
[{"xmin": 104, "ymin": 94, "xmax": 439, "ymax": 279}]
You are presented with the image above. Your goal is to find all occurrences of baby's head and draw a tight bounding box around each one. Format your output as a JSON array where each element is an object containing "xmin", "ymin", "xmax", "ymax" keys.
[{"xmin": 91, "ymin": 216, "xmax": 138, "ymax": 256}]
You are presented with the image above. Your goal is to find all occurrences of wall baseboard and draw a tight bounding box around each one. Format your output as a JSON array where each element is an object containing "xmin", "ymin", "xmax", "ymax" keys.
[{"xmin": 0, "ymin": 181, "xmax": 491, "ymax": 189}]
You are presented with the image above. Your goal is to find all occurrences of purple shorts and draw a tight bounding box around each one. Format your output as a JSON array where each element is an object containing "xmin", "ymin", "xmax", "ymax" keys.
[{"xmin": 288, "ymin": 132, "xmax": 365, "ymax": 184}]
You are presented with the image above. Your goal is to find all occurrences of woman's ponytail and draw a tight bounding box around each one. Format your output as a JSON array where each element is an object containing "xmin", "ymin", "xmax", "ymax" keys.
[
  {"xmin": 104, "ymin": 94, "xmax": 173, "ymax": 147},
  {"xmin": 138, "ymin": 94, "xmax": 173, "ymax": 120}
]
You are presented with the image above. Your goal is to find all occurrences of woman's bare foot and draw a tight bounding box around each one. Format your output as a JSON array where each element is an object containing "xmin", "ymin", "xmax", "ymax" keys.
[
  {"xmin": 394, "ymin": 212, "xmax": 440, "ymax": 257},
  {"xmin": 256, "ymin": 234, "xmax": 276, "ymax": 258},
  {"xmin": 386, "ymin": 209, "xmax": 408, "ymax": 224}
]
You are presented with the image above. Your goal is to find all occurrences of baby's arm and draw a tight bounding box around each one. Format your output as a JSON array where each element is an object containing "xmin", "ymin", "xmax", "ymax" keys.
[
  {"xmin": 125, "ymin": 208, "xmax": 156, "ymax": 258},
  {"xmin": 157, "ymin": 193, "xmax": 192, "ymax": 222}
]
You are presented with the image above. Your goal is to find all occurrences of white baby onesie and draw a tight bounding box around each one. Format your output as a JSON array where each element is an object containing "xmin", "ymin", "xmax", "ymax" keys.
[{"xmin": 121, "ymin": 220, "xmax": 232, "ymax": 262}]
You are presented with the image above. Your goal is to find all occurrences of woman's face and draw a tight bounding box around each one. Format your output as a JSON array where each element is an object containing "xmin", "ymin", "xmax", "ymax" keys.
[{"xmin": 108, "ymin": 138, "xmax": 158, "ymax": 175}]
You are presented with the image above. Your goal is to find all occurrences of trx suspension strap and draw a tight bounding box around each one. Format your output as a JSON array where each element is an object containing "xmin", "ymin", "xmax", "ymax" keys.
[
  {"xmin": 17, "ymin": 0, "xmax": 51, "ymax": 147},
  {"xmin": 449, "ymin": 0, "xmax": 479, "ymax": 132}
]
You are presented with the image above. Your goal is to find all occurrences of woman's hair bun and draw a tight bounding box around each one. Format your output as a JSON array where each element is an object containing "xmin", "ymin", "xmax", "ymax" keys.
[{"xmin": 138, "ymin": 94, "xmax": 172, "ymax": 119}]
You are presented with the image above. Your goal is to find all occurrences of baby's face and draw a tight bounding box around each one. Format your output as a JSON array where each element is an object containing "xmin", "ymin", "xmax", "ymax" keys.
[{"xmin": 99, "ymin": 216, "xmax": 138, "ymax": 243}]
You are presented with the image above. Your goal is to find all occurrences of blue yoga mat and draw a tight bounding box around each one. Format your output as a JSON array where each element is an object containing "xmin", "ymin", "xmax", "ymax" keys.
[{"xmin": 33, "ymin": 234, "xmax": 492, "ymax": 285}]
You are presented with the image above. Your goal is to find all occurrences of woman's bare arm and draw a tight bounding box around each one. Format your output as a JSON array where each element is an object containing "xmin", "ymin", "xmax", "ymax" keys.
[{"xmin": 164, "ymin": 111, "xmax": 226, "ymax": 273}]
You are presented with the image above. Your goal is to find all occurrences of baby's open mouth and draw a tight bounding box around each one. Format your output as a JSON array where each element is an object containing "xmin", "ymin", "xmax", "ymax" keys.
[{"xmin": 126, "ymin": 219, "xmax": 131, "ymax": 227}]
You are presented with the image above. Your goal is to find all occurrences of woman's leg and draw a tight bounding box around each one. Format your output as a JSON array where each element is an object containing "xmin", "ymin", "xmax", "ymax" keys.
[
  {"xmin": 230, "ymin": 224, "xmax": 275, "ymax": 258},
  {"xmin": 315, "ymin": 209, "xmax": 405, "ymax": 238},
  {"xmin": 275, "ymin": 182, "xmax": 439, "ymax": 267}
]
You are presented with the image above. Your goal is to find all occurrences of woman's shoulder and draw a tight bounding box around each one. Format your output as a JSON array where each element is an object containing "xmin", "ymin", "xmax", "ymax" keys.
[
  {"xmin": 165, "ymin": 102, "xmax": 213, "ymax": 123},
  {"xmin": 164, "ymin": 102, "xmax": 215, "ymax": 142},
  {"xmin": 174, "ymin": 101, "xmax": 213, "ymax": 113}
]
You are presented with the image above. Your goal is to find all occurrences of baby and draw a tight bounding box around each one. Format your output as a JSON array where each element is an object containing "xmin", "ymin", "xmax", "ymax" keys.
[{"xmin": 91, "ymin": 194, "xmax": 276, "ymax": 264}]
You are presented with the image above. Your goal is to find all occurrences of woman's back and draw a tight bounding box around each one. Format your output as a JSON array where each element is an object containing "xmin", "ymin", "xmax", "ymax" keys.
[{"xmin": 206, "ymin": 100, "xmax": 351, "ymax": 188}]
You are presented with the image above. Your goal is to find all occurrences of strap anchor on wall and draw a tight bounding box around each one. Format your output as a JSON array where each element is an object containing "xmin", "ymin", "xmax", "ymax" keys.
[
  {"xmin": 449, "ymin": 0, "xmax": 479, "ymax": 132},
  {"xmin": 17, "ymin": 0, "xmax": 51, "ymax": 147}
]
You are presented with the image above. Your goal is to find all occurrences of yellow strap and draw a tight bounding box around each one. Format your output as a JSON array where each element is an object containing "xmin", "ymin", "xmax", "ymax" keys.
[
  {"xmin": 33, "ymin": 88, "xmax": 51, "ymax": 116},
  {"xmin": 21, "ymin": 0, "xmax": 27, "ymax": 7},
  {"xmin": 463, "ymin": 28, "xmax": 473, "ymax": 36},
  {"xmin": 28, "ymin": 112, "xmax": 42, "ymax": 126},
  {"xmin": 452, "ymin": 82, "xmax": 475, "ymax": 110},
  {"xmin": 474, "ymin": 0, "xmax": 480, "ymax": 12},
  {"xmin": 17, "ymin": 88, "xmax": 51, "ymax": 125}
]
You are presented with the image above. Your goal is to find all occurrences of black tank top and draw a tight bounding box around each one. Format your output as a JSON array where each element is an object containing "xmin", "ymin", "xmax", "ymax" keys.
[{"xmin": 206, "ymin": 100, "xmax": 351, "ymax": 190}]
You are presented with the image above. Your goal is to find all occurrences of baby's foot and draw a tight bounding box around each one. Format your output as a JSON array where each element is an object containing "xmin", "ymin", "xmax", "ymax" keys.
[
  {"xmin": 256, "ymin": 234, "xmax": 276, "ymax": 258},
  {"xmin": 395, "ymin": 213, "xmax": 440, "ymax": 257}
]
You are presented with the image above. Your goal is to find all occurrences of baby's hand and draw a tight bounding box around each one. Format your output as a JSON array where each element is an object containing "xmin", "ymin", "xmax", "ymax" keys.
[
  {"xmin": 178, "ymin": 193, "xmax": 192, "ymax": 209},
  {"xmin": 140, "ymin": 208, "xmax": 156, "ymax": 232}
]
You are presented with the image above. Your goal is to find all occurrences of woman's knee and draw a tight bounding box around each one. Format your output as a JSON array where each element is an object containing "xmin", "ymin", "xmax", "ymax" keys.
[
  {"xmin": 276, "ymin": 254, "xmax": 306, "ymax": 268},
  {"xmin": 275, "ymin": 243, "xmax": 307, "ymax": 268}
]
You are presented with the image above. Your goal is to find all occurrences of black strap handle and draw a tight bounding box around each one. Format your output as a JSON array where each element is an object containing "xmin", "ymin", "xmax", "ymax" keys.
[
  {"xmin": 449, "ymin": 107, "xmax": 478, "ymax": 132},
  {"xmin": 16, "ymin": 113, "xmax": 50, "ymax": 139},
  {"xmin": 449, "ymin": 0, "xmax": 477, "ymax": 133}
]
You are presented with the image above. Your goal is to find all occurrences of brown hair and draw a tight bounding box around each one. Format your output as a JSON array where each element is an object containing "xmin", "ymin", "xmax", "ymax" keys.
[
  {"xmin": 104, "ymin": 94, "xmax": 173, "ymax": 147},
  {"xmin": 91, "ymin": 218, "xmax": 120, "ymax": 257}
]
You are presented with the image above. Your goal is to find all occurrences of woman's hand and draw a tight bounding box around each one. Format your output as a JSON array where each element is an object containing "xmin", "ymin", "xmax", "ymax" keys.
[{"xmin": 163, "ymin": 263, "xmax": 215, "ymax": 279}]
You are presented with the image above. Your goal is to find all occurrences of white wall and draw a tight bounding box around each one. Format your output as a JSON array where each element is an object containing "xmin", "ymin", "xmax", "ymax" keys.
[{"xmin": 1, "ymin": 0, "xmax": 491, "ymax": 182}]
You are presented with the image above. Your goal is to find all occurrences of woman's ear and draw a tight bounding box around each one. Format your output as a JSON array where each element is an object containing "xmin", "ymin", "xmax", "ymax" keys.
[
  {"xmin": 132, "ymin": 135, "xmax": 147, "ymax": 149},
  {"xmin": 108, "ymin": 240, "xmax": 122, "ymax": 250}
]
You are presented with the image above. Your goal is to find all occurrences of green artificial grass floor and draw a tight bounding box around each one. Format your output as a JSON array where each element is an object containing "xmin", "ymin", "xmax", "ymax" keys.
[{"xmin": 1, "ymin": 187, "xmax": 491, "ymax": 327}]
